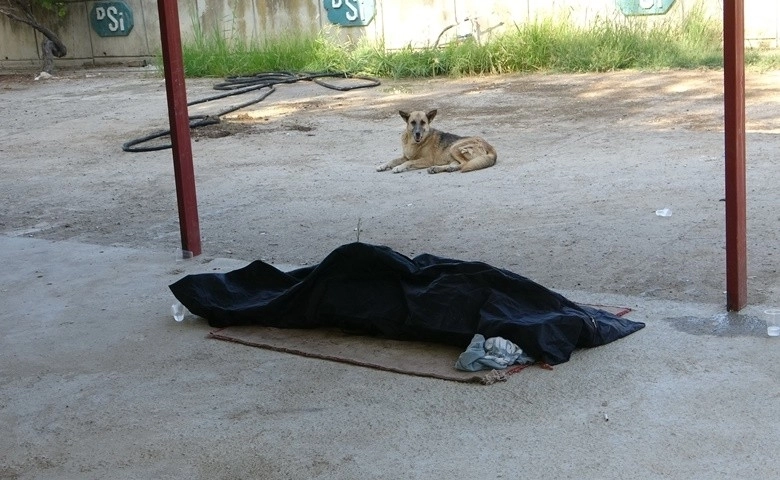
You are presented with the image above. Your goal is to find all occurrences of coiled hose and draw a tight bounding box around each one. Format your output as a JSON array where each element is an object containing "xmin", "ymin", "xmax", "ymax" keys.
[{"xmin": 122, "ymin": 71, "xmax": 381, "ymax": 153}]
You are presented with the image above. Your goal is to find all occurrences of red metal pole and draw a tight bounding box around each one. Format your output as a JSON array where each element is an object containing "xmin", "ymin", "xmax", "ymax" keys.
[
  {"xmin": 157, "ymin": 0, "xmax": 202, "ymax": 257},
  {"xmin": 723, "ymin": 0, "xmax": 747, "ymax": 310}
]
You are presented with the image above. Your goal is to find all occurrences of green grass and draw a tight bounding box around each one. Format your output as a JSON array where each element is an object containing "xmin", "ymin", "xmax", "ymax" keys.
[
  {"xmin": 745, "ymin": 49, "xmax": 780, "ymax": 72},
  {"xmin": 176, "ymin": 5, "xmax": 773, "ymax": 78}
]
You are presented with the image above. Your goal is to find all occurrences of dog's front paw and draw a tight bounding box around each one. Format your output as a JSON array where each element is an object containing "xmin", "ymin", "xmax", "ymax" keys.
[
  {"xmin": 391, "ymin": 165, "xmax": 407, "ymax": 174},
  {"xmin": 427, "ymin": 166, "xmax": 439, "ymax": 174},
  {"xmin": 376, "ymin": 164, "xmax": 390, "ymax": 172}
]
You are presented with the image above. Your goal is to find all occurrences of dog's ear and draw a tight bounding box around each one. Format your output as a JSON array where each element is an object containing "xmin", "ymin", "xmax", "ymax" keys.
[
  {"xmin": 426, "ymin": 109, "xmax": 438, "ymax": 122},
  {"xmin": 399, "ymin": 110, "xmax": 410, "ymax": 122}
]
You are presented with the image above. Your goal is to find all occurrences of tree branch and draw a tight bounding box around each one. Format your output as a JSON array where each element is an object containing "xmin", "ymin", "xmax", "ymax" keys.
[{"xmin": 0, "ymin": 1, "xmax": 67, "ymax": 57}]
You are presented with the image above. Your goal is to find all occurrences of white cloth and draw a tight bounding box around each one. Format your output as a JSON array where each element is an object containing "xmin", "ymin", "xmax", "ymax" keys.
[{"xmin": 455, "ymin": 334, "xmax": 534, "ymax": 372}]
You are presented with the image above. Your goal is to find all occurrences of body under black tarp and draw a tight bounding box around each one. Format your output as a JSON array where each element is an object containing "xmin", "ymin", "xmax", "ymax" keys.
[{"xmin": 170, "ymin": 243, "xmax": 644, "ymax": 365}]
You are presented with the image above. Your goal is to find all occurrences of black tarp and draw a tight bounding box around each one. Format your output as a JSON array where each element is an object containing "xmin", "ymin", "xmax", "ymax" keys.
[{"xmin": 170, "ymin": 243, "xmax": 644, "ymax": 365}]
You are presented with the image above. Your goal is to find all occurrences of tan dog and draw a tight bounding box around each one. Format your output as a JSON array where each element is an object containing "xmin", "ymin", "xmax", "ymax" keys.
[{"xmin": 376, "ymin": 109, "xmax": 497, "ymax": 174}]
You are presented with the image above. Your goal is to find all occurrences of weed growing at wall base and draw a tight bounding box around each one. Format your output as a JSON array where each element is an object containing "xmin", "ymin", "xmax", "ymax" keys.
[{"xmin": 176, "ymin": 7, "xmax": 767, "ymax": 78}]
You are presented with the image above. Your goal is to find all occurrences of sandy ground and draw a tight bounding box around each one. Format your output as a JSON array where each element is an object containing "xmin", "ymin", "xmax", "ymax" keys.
[
  {"xmin": 1, "ymin": 68, "xmax": 779, "ymax": 305},
  {"xmin": 1, "ymin": 68, "xmax": 779, "ymax": 478}
]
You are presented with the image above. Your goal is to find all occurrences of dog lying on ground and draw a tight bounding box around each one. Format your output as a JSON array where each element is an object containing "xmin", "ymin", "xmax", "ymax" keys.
[{"xmin": 376, "ymin": 109, "xmax": 497, "ymax": 174}]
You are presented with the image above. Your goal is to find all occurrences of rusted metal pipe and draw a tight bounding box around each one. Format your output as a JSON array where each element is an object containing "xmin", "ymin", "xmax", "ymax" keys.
[
  {"xmin": 723, "ymin": 0, "xmax": 747, "ymax": 310},
  {"xmin": 157, "ymin": 0, "xmax": 202, "ymax": 257}
]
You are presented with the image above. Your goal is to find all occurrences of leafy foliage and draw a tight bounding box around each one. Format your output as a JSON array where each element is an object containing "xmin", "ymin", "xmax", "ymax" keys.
[
  {"xmin": 0, "ymin": 0, "xmax": 67, "ymax": 20},
  {"xmin": 1, "ymin": 0, "xmax": 70, "ymax": 71}
]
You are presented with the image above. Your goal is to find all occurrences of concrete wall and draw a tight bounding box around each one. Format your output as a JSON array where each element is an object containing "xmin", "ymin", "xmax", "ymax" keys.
[
  {"xmin": 1, "ymin": 0, "xmax": 777, "ymax": 71},
  {"xmin": 0, "ymin": 0, "xmax": 161, "ymax": 69}
]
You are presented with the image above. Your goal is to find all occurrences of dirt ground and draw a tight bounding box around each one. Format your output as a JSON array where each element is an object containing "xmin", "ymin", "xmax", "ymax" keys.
[
  {"xmin": 1, "ymin": 67, "xmax": 780, "ymax": 479},
  {"xmin": 1, "ymin": 67, "xmax": 778, "ymax": 307}
]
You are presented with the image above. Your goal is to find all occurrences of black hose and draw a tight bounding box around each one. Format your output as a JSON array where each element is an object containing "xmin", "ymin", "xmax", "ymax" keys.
[{"xmin": 122, "ymin": 71, "xmax": 381, "ymax": 153}]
